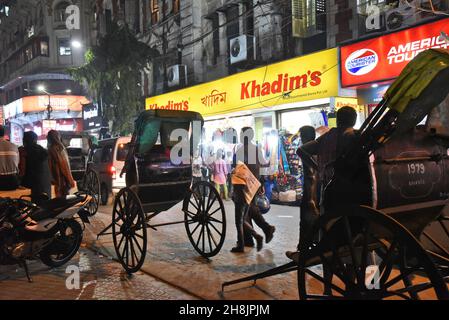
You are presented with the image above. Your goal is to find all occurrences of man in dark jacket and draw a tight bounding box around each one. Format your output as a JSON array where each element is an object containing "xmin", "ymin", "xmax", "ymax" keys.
[
  {"xmin": 286, "ymin": 107, "xmax": 358, "ymax": 264},
  {"xmin": 21, "ymin": 131, "xmax": 51, "ymax": 204}
]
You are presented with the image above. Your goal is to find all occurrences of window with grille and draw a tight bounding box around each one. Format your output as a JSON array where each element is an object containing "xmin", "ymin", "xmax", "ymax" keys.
[{"xmin": 292, "ymin": 0, "xmax": 326, "ymax": 37}]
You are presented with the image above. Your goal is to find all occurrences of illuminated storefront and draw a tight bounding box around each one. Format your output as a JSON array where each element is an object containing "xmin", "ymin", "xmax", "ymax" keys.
[
  {"xmin": 2, "ymin": 94, "xmax": 89, "ymax": 146},
  {"xmin": 145, "ymin": 48, "xmax": 350, "ymax": 204},
  {"xmin": 146, "ymin": 48, "xmax": 341, "ymax": 134}
]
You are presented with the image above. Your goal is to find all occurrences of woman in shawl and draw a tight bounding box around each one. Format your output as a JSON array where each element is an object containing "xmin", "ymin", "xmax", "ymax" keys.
[{"xmin": 47, "ymin": 130, "xmax": 76, "ymax": 198}]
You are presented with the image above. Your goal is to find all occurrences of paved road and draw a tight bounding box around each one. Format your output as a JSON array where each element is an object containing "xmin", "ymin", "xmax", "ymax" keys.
[
  {"xmin": 88, "ymin": 201, "xmax": 301, "ymax": 300},
  {"xmin": 1, "ymin": 191, "xmax": 442, "ymax": 300}
]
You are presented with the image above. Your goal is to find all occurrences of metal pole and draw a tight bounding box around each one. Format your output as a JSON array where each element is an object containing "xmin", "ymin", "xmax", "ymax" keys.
[{"xmin": 46, "ymin": 94, "xmax": 52, "ymax": 120}]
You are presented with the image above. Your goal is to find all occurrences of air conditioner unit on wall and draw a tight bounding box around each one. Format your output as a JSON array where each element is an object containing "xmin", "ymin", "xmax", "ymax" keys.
[
  {"xmin": 167, "ymin": 64, "xmax": 187, "ymax": 88},
  {"xmin": 229, "ymin": 35, "xmax": 256, "ymax": 65},
  {"xmin": 385, "ymin": 0, "xmax": 420, "ymax": 31}
]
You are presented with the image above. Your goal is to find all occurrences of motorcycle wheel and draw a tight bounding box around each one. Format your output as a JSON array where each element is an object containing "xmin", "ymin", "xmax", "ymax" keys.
[{"xmin": 40, "ymin": 219, "xmax": 83, "ymax": 268}]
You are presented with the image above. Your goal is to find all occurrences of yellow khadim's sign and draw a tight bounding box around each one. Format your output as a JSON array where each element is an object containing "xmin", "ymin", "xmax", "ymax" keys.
[{"xmin": 146, "ymin": 48, "xmax": 338, "ymax": 117}]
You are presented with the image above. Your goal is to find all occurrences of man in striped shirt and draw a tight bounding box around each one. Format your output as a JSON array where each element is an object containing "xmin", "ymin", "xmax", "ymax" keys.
[{"xmin": 0, "ymin": 125, "xmax": 19, "ymax": 190}]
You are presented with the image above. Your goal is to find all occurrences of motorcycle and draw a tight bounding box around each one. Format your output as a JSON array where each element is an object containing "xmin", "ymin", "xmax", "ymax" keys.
[{"xmin": 0, "ymin": 192, "xmax": 92, "ymax": 282}]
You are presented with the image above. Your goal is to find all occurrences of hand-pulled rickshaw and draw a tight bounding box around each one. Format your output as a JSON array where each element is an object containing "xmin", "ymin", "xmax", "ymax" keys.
[
  {"xmin": 223, "ymin": 49, "xmax": 449, "ymax": 300},
  {"xmin": 97, "ymin": 110, "xmax": 226, "ymax": 273}
]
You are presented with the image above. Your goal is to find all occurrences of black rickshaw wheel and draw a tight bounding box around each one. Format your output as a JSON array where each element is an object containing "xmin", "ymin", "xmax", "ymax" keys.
[
  {"xmin": 183, "ymin": 181, "xmax": 226, "ymax": 258},
  {"xmin": 298, "ymin": 205, "xmax": 449, "ymax": 300},
  {"xmin": 112, "ymin": 187, "xmax": 147, "ymax": 274},
  {"xmin": 81, "ymin": 169, "xmax": 100, "ymax": 216}
]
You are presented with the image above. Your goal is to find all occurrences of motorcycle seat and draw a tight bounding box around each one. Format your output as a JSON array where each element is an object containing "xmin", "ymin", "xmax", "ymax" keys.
[{"xmin": 31, "ymin": 195, "xmax": 83, "ymax": 221}]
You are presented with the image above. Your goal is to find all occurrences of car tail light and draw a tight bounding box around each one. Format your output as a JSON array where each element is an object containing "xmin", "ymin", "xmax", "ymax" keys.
[{"xmin": 110, "ymin": 166, "xmax": 116, "ymax": 179}]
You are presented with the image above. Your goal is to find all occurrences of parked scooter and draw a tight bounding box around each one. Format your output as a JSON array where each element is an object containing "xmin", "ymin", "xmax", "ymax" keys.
[{"xmin": 0, "ymin": 192, "xmax": 92, "ymax": 282}]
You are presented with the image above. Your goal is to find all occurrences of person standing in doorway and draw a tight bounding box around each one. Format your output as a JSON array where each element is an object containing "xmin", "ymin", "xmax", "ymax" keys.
[
  {"xmin": 0, "ymin": 125, "xmax": 19, "ymax": 191},
  {"xmin": 47, "ymin": 130, "xmax": 76, "ymax": 198}
]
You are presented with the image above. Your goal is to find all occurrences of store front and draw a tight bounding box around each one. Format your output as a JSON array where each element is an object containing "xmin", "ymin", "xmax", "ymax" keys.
[
  {"xmin": 340, "ymin": 18, "xmax": 449, "ymax": 111},
  {"xmin": 2, "ymin": 94, "xmax": 89, "ymax": 146},
  {"xmin": 146, "ymin": 48, "xmax": 349, "ymax": 205}
]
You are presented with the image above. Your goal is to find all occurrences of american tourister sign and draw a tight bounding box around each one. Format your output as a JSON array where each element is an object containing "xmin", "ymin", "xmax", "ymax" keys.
[
  {"xmin": 146, "ymin": 48, "xmax": 338, "ymax": 117},
  {"xmin": 340, "ymin": 18, "xmax": 449, "ymax": 87}
]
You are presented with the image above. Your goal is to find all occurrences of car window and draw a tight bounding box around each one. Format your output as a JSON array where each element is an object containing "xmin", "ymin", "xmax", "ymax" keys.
[
  {"xmin": 101, "ymin": 145, "xmax": 113, "ymax": 163},
  {"xmin": 116, "ymin": 142, "xmax": 129, "ymax": 161}
]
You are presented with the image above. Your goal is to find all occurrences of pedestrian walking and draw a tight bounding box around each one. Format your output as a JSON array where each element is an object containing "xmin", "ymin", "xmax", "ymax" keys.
[
  {"xmin": 231, "ymin": 127, "xmax": 275, "ymax": 253},
  {"xmin": 20, "ymin": 131, "xmax": 52, "ymax": 204},
  {"xmin": 212, "ymin": 149, "xmax": 228, "ymax": 200},
  {"xmin": 0, "ymin": 125, "xmax": 19, "ymax": 191},
  {"xmin": 47, "ymin": 130, "xmax": 76, "ymax": 198}
]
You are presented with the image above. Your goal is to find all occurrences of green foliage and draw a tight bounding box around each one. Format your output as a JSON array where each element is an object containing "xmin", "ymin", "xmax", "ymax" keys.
[{"xmin": 69, "ymin": 22, "xmax": 159, "ymax": 135}]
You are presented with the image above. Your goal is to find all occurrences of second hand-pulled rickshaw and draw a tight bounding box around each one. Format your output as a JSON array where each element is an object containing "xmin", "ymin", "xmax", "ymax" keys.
[
  {"xmin": 223, "ymin": 48, "xmax": 449, "ymax": 300},
  {"xmin": 97, "ymin": 110, "xmax": 226, "ymax": 273}
]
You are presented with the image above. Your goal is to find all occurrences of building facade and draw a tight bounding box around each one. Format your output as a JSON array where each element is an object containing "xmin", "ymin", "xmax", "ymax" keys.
[{"xmin": 0, "ymin": 0, "xmax": 96, "ymax": 145}]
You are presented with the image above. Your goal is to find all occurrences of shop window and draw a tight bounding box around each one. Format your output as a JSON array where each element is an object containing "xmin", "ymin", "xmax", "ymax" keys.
[
  {"xmin": 54, "ymin": 1, "xmax": 70, "ymax": 23},
  {"xmin": 58, "ymin": 39, "xmax": 71, "ymax": 56}
]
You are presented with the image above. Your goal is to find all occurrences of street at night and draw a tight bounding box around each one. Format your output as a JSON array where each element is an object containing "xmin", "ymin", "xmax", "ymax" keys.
[{"xmin": 1, "ymin": 0, "xmax": 449, "ymax": 312}]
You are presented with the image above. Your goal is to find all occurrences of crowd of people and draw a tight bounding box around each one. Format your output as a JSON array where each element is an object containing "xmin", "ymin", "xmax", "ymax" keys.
[
  {"xmin": 0, "ymin": 125, "xmax": 75, "ymax": 204},
  {"xmin": 0, "ymin": 105, "xmax": 357, "ymax": 258}
]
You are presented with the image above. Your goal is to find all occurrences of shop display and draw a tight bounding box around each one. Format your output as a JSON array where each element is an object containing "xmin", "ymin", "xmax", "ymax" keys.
[{"xmin": 270, "ymin": 131, "xmax": 303, "ymax": 206}]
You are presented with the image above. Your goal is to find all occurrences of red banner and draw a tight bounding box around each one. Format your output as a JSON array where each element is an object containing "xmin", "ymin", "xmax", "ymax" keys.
[{"xmin": 340, "ymin": 18, "xmax": 449, "ymax": 87}]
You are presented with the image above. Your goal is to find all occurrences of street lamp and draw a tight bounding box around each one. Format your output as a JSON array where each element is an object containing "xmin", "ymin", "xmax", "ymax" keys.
[{"xmin": 35, "ymin": 86, "xmax": 52, "ymax": 120}]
